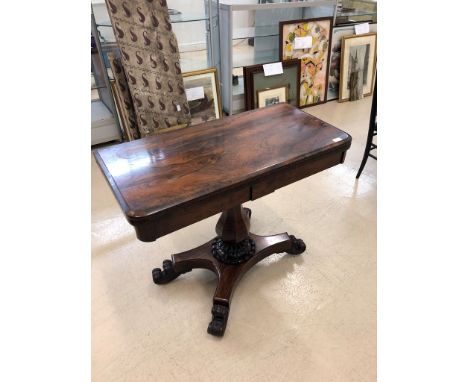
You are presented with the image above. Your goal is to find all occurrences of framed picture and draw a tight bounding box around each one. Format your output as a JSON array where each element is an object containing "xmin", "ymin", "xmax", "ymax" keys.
[
  {"xmin": 182, "ymin": 68, "xmax": 222, "ymax": 126},
  {"xmin": 243, "ymin": 59, "xmax": 300, "ymax": 111},
  {"xmin": 110, "ymin": 80, "xmax": 130, "ymax": 141},
  {"xmin": 257, "ymin": 86, "xmax": 288, "ymax": 108},
  {"xmin": 339, "ymin": 32, "xmax": 377, "ymax": 102},
  {"xmin": 328, "ymin": 23, "xmax": 377, "ymax": 101},
  {"xmin": 279, "ymin": 17, "xmax": 333, "ymax": 108}
]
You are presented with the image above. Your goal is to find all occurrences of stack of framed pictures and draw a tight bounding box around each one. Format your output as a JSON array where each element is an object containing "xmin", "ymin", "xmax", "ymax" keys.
[
  {"xmin": 243, "ymin": 59, "xmax": 300, "ymax": 111},
  {"xmin": 328, "ymin": 23, "xmax": 377, "ymax": 101},
  {"xmin": 242, "ymin": 17, "xmax": 377, "ymax": 111},
  {"xmin": 338, "ymin": 32, "xmax": 377, "ymax": 102}
]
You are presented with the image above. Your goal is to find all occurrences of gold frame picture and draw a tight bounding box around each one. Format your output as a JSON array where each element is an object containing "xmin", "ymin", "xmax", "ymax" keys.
[
  {"xmin": 182, "ymin": 68, "xmax": 222, "ymax": 126},
  {"xmin": 256, "ymin": 86, "xmax": 288, "ymax": 108},
  {"xmin": 339, "ymin": 32, "xmax": 377, "ymax": 102}
]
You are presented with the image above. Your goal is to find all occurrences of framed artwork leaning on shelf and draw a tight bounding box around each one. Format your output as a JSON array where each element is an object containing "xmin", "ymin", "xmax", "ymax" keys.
[
  {"xmin": 182, "ymin": 68, "xmax": 222, "ymax": 126},
  {"xmin": 279, "ymin": 17, "xmax": 333, "ymax": 108},
  {"xmin": 327, "ymin": 23, "xmax": 377, "ymax": 101},
  {"xmin": 339, "ymin": 32, "xmax": 377, "ymax": 102},
  {"xmin": 243, "ymin": 59, "xmax": 300, "ymax": 111}
]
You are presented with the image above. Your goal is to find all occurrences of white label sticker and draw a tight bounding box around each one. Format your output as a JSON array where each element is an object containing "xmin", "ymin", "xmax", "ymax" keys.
[
  {"xmin": 185, "ymin": 86, "xmax": 205, "ymax": 101},
  {"xmin": 294, "ymin": 36, "xmax": 313, "ymax": 50},
  {"xmin": 355, "ymin": 23, "xmax": 370, "ymax": 35},
  {"xmin": 263, "ymin": 62, "xmax": 283, "ymax": 76},
  {"xmin": 332, "ymin": 137, "xmax": 343, "ymax": 142},
  {"xmin": 176, "ymin": 104, "xmax": 181, "ymax": 111}
]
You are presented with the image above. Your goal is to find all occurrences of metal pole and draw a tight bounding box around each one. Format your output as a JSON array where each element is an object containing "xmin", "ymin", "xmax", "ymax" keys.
[{"xmin": 91, "ymin": 6, "xmax": 123, "ymax": 142}]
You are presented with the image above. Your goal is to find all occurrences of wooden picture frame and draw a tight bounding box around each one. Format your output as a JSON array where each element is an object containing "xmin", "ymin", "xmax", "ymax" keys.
[
  {"xmin": 339, "ymin": 32, "xmax": 377, "ymax": 102},
  {"xmin": 328, "ymin": 23, "xmax": 377, "ymax": 101},
  {"xmin": 110, "ymin": 80, "xmax": 130, "ymax": 141},
  {"xmin": 243, "ymin": 59, "xmax": 300, "ymax": 111},
  {"xmin": 256, "ymin": 86, "xmax": 288, "ymax": 108},
  {"xmin": 182, "ymin": 68, "xmax": 222, "ymax": 126},
  {"xmin": 279, "ymin": 17, "xmax": 333, "ymax": 108}
]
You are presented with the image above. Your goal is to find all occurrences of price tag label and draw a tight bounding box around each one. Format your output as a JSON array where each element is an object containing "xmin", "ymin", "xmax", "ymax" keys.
[
  {"xmin": 263, "ymin": 62, "xmax": 283, "ymax": 77},
  {"xmin": 293, "ymin": 36, "xmax": 313, "ymax": 50},
  {"xmin": 355, "ymin": 23, "xmax": 370, "ymax": 35},
  {"xmin": 185, "ymin": 86, "xmax": 204, "ymax": 101}
]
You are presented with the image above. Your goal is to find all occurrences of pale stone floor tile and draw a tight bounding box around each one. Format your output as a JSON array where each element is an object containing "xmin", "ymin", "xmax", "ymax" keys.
[{"xmin": 92, "ymin": 97, "xmax": 376, "ymax": 382}]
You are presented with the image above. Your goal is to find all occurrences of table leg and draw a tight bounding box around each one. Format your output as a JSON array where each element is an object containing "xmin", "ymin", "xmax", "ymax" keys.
[{"xmin": 152, "ymin": 205, "xmax": 306, "ymax": 337}]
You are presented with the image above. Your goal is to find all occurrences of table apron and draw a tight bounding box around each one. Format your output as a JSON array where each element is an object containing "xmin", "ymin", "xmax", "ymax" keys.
[
  {"xmin": 129, "ymin": 149, "xmax": 346, "ymax": 242},
  {"xmin": 251, "ymin": 150, "xmax": 345, "ymax": 200}
]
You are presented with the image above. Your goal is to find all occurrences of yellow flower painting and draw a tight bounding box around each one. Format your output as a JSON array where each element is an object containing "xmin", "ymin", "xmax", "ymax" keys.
[{"xmin": 280, "ymin": 18, "xmax": 332, "ymax": 107}]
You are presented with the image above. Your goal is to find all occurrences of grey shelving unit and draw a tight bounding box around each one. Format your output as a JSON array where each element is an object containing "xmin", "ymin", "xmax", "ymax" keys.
[
  {"xmin": 91, "ymin": 7, "xmax": 123, "ymax": 145},
  {"xmin": 214, "ymin": 0, "xmax": 338, "ymax": 115},
  {"xmin": 335, "ymin": 0, "xmax": 377, "ymax": 25},
  {"xmin": 212, "ymin": 0, "xmax": 376, "ymax": 115}
]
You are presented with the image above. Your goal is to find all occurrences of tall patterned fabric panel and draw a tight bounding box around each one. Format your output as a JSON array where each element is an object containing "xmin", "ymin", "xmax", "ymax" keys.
[
  {"xmin": 105, "ymin": 0, "xmax": 191, "ymax": 136},
  {"xmin": 108, "ymin": 53, "xmax": 141, "ymax": 140}
]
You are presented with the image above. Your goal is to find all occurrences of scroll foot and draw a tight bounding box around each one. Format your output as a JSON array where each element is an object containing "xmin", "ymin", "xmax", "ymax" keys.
[
  {"xmin": 152, "ymin": 259, "xmax": 185, "ymax": 284},
  {"xmin": 286, "ymin": 235, "xmax": 306, "ymax": 255},
  {"xmin": 207, "ymin": 303, "xmax": 229, "ymax": 337}
]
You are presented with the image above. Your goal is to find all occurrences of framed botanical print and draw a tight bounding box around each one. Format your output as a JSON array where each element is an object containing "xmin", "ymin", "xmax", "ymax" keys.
[
  {"xmin": 328, "ymin": 23, "xmax": 377, "ymax": 101},
  {"xmin": 339, "ymin": 32, "xmax": 377, "ymax": 102},
  {"xmin": 257, "ymin": 86, "xmax": 288, "ymax": 108},
  {"xmin": 182, "ymin": 68, "xmax": 222, "ymax": 126},
  {"xmin": 243, "ymin": 59, "xmax": 300, "ymax": 111},
  {"xmin": 279, "ymin": 17, "xmax": 333, "ymax": 108}
]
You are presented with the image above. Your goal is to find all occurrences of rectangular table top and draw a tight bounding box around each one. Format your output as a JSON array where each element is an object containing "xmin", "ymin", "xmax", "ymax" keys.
[{"xmin": 94, "ymin": 103, "xmax": 351, "ymax": 240}]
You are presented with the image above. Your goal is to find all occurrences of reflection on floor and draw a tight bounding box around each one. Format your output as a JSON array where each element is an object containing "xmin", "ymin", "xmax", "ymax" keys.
[{"xmin": 92, "ymin": 96, "xmax": 376, "ymax": 382}]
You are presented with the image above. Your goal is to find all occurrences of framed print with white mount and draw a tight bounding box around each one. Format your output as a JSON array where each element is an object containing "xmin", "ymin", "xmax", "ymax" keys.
[
  {"xmin": 243, "ymin": 59, "xmax": 300, "ymax": 111},
  {"xmin": 339, "ymin": 32, "xmax": 377, "ymax": 102},
  {"xmin": 279, "ymin": 17, "xmax": 333, "ymax": 108},
  {"xmin": 257, "ymin": 86, "xmax": 288, "ymax": 108},
  {"xmin": 182, "ymin": 68, "xmax": 222, "ymax": 126},
  {"xmin": 328, "ymin": 23, "xmax": 377, "ymax": 101}
]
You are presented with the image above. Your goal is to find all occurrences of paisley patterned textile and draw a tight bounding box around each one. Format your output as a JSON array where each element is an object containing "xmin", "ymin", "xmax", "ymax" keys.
[
  {"xmin": 108, "ymin": 53, "xmax": 141, "ymax": 140},
  {"xmin": 105, "ymin": 0, "xmax": 191, "ymax": 136}
]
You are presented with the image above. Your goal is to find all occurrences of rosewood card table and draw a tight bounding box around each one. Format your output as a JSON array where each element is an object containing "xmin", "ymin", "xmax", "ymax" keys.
[{"xmin": 94, "ymin": 103, "xmax": 351, "ymax": 337}]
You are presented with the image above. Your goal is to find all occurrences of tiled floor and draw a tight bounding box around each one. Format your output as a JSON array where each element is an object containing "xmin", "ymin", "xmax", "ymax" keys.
[{"xmin": 91, "ymin": 97, "xmax": 376, "ymax": 381}]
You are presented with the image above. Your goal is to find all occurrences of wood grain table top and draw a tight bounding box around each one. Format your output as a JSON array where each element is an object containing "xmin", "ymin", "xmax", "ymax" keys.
[{"xmin": 94, "ymin": 103, "xmax": 351, "ymax": 239}]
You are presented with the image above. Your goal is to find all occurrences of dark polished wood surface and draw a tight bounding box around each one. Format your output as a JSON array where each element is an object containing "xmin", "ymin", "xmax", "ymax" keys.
[{"xmin": 94, "ymin": 103, "xmax": 351, "ymax": 242}]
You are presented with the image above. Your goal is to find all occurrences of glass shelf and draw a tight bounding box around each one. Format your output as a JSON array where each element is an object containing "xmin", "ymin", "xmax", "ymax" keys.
[
  {"xmin": 97, "ymin": 31, "xmax": 209, "ymax": 55},
  {"xmin": 337, "ymin": 8, "xmax": 376, "ymax": 18},
  {"xmin": 336, "ymin": 0, "xmax": 377, "ymax": 24},
  {"xmin": 233, "ymin": 54, "xmax": 279, "ymax": 70},
  {"xmin": 221, "ymin": 0, "xmax": 335, "ymax": 11},
  {"xmin": 232, "ymin": 36, "xmax": 279, "ymax": 69},
  {"xmin": 170, "ymin": 13, "xmax": 209, "ymax": 23},
  {"xmin": 232, "ymin": 25, "xmax": 280, "ymax": 40},
  {"xmin": 222, "ymin": 0, "xmax": 328, "ymax": 4},
  {"xmin": 179, "ymin": 50, "xmax": 210, "ymax": 72},
  {"xmin": 232, "ymin": 75, "xmax": 245, "ymax": 97},
  {"xmin": 96, "ymin": 13, "xmax": 210, "ymax": 27}
]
